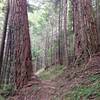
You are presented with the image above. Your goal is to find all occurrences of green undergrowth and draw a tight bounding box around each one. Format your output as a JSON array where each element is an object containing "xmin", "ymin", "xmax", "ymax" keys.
[
  {"xmin": 38, "ymin": 65, "xmax": 64, "ymax": 80},
  {"xmin": 0, "ymin": 96, "xmax": 5, "ymax": 100},
  {"xmin": 0, "ymin": 84, "xmax": 14, "ymax": 100},
  {"xmin": 64, "ymin": 74, "xmax": 100, "ymax": 100}
]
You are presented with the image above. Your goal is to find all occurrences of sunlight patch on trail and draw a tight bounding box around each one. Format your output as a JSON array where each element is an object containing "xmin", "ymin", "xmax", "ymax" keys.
[{"xmin": 35, "ymin": 68, "xmax": 45, "ymax": 75}]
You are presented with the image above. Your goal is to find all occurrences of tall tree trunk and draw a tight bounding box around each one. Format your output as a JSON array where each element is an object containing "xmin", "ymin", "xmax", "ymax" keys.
[
  {"xmin": 73, "ymin": 0, "xmax": 98, "ymax": 65},
  {"xmin": 63, "ymin": 0, "xmax": 68, "ymax": 66},
  {"xmin": 73, "ymin": 0, "xmax": 83, "ymax": 58},
  {"xmin": 50, "ymin": 21, "xmax": 54, "ymax": 66},
  {"xmin": 58, "ymin": 0, "xmax": 63, "ymax": 65},
  {"xmin": 45, "ymin": 32, "xmax": 49, "ymax": 69},
  {"xmin": 81, "ymin": 0, "xmax": 98, "ymax": 54},
  {"xmin": 0, "ymin": 0, "xmax": 33, "ymax": 89},
  {"xmin": 96, "ymin": 0, "xmax": 100, "ymax": 50}
]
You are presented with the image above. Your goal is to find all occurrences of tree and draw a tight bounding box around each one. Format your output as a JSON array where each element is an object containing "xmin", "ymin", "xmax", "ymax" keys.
[
  {"xmin": 82, "ymin": 0, "xmax": 98, "ymax": 54},
  {"xmin": 63, "ymin": 0, "xmax": 68, "ymax": 66},
  {"xmin": 0, "ymin": 0, "xmax": 33, "ymax": 89},
  {"xmin": 73, "ymin": 0, "xmax": 83, "ymax": 59},
  {"xmin": 96, "ymin": 0, "xmax": 100, "ymax": 50},
  {"xmin": 73, "ymin": 0, "xmax": 98, "ymax": 65}
]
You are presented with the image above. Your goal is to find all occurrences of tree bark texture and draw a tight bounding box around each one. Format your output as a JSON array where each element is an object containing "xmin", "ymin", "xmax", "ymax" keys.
[
  {"xmin": 96, "ymin": 0, "xmax": 100, "ymax": 50},
  {"xmin": 73, "ymin": 0, "xmax": 98, "ymax": 60},
  {"xmin": 0, "ymin": 0, "xmax": 33, "ymax": 89}
]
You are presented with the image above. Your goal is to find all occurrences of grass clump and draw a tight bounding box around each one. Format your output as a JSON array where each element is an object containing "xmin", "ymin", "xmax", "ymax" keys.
[{"xmin": 38, "ymin": 65, "xmax": 64, "ymax": 80}]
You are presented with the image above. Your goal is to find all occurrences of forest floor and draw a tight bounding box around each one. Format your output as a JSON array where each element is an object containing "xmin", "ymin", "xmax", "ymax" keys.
[{"xmin": 1, "ymin": 53, "xmax": 100, "ymax": 100}]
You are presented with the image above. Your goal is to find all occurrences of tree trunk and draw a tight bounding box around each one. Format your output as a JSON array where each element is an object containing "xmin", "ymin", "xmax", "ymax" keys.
[
  {"xmin": 73, "ymin": 0, "xmax": 83, "ymax": 58},
  {"xmin": 0, "ymin": 0, "xmax": 33, "ymax": 89},
  {"xmin": 96, "ymin": 0, "xmax": 100, "ymax": 50},
  {"xmin": 73, "ymin": 0, "xmax": 98, "ymax": 65},
  {"xmin": 58, "ymin": 0, "xmax": 63, "ymax": 65},
  {"xmin": 45, "ymin": 32, "xmax": 49, "ymax": 69},
  {"xmin": 63, "ymin": 0, "xmax": 68, "ymax": 66},
  {"xmin": 81, "ymin": 0, "xmax": 98, "ymax": 54}
]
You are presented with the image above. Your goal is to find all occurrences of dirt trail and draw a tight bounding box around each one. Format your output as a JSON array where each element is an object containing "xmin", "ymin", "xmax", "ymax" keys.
[
  {"xmin": 8, "ymin": 79, "xmax": 56, "ymax": 100},
  {"xmin": 8, "ymin": 52, "xmax": 100, "ymax": 100}
]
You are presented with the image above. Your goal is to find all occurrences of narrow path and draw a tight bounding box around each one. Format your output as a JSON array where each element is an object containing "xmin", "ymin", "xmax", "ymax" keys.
[
  {"xmin": 8, "ymin": 79, "xmax": 56, "ymax": 100},
  {"xmin": 8, "ymin": 53, "xmax": 100, "ymax": 100}
]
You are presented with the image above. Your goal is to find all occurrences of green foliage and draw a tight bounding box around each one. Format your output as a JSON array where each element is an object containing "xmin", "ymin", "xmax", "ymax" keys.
[
  {"xmin": 0, "ymin": 84, "xmax": 14, "ymax": 99},
  {"xmin": 0, "ymin": 1, "xmax": 5, "ymax": 32},
  {"xmin": 38, "ymin": 65, "xmax": 64, "ymax": 80},
  {"xmin": 0, "ymin": 95, "xmax": 5, "ymax": 100},
  {"xmin": 67, "ymin": 0, "xmax": 73, "ymax": 35},
  {"xmin": 28, "ymin": 0, "xmax": 53, "ymax": 60},
  {"xmin": 88, "ymin": 74, "xmax": 100, "ymax": 82},
  {"xmin": 32, "ymin": 47, "xmax": 42, "ymax": 58},
  {"xmin": 64, "ymin": 74, "xmax": 100, "ymax": 100}
]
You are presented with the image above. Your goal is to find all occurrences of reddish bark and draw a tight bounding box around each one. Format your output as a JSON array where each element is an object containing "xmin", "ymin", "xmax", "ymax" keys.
[
  {"xmin": 81, "ymin": 0, "xmax": 98, "ymax": 54},
  {"xmin": 73, "ymin": 0, "xmax": 98, "ymax": 62},
  {"xmin": 73, "ymin": 0, "xmax": 83, "ymax": 57},
  {"xmin": 0, "ymin": 0, "xmax": 33, "ymax": 89},
  {"xmin": 96, "ymin": 0, "xmax": 100, "ymax": 50}
]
